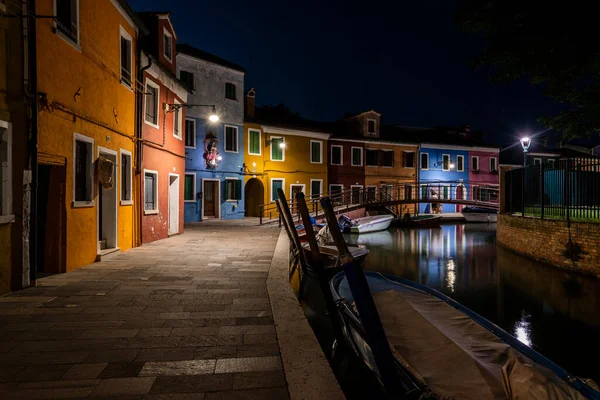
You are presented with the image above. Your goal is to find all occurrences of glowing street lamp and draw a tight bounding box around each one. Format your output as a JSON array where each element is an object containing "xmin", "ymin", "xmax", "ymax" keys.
[
  {"xmin": 520, "ymin": 137, "xmax": 531, "ymax": 166},
  {"xmin": 166, "ymin": 103, "xmax": 219, "ymax": 123},
  {"xmin": 209, "ymin": 106, "xmax": 219, "ymax": 122}
]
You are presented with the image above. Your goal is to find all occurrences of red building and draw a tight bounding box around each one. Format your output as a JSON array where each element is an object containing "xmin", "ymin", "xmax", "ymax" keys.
[{"xmin": 138, "ymin": 12, "xmax": 189, "ymax": 243}]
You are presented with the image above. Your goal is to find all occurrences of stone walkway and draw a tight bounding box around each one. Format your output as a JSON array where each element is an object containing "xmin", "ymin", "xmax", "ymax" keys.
[{"xmin": 0, "ymin": 219, "xmax": 287, "ymax": 399}]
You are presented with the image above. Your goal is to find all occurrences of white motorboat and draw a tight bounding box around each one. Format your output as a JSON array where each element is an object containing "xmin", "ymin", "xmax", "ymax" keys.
[
  {"xmin": 339, "ymin": 214, "xmax": 394, "ymax": 234},
  {"xmin": 461, "ymin": 206, "xmax": 498, "ymax": 223}
]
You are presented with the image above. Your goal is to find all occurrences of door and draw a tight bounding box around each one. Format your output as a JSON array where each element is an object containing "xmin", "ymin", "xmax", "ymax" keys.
[
  {"xmin": 290, "ymin": 185, "xmax": 304, "ymax": 215},
  {"xmin": 37, "ymin": 164, "xmax": 66, "ymax": 276},
  {"xmin": 203, "ymin": 180, "xmax": 219, "ymax": 218},
  {"xmin": 169, "ymin": 175, "xmax": 179, "ymax": 234},
  {"xmin": 350, "ymin": 186, "xmax": 362, "ymax": 204},
  {"xmin": 244, "ymin": 178, "xmax": 264, "ymax": 217},
  {"xmin": 99, "ymin": 151, "xmax": 117, "ymax": 250}
]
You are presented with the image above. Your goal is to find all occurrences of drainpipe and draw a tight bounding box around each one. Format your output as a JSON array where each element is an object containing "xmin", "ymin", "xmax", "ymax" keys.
[
  {"xmin": 136, "ymin": 51, "xmax": 151, "ymax": 246},
  {"xmin": 27, "ymin": 0, "xmax": 38, "ymax": 285}
]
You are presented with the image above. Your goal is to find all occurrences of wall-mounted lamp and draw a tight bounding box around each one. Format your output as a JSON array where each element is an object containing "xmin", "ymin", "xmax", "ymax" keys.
[
  {"xmin": 449, "ymin": 162, "xmax": 456, "ymax": 169},
  {"xmin": 266, "ymin": 137, "xmax": 286, "ymax": 149},
  {"xmin": 165, "ymin": 103, "xmax": 219, "ymax": 122}
]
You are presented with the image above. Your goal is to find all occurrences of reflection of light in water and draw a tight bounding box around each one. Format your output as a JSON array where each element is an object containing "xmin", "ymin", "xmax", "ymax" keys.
[
  {"xmin": 446, "ymin": 259, "xmax": 456, "ymax": 293},
  {"xmin": 514, "ymin": 313, "xmax": 533, "ymax": 347}
]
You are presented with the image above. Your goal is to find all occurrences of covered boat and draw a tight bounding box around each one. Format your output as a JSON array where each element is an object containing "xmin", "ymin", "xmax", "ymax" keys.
[
  {"xmin": 462, "ymin": 206, "xmax": 498, "ymax": 223},
  {"xmin": 330, "ymin": 271, "xmax": 600, "ymax": 400},
  {"xmin": 338, "ymin": 214, "xmax": 394, "ymax": 234}
]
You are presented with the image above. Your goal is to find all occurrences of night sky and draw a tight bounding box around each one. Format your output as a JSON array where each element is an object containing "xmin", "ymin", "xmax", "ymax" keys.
[{"xmin": 129, "ymin": 0, "xmax": 560, "ymax": 145}]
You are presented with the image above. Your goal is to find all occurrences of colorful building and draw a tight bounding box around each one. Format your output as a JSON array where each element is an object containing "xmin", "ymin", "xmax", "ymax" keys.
[
  {"xmin": 244, "ymin": 94, "xmax": 329, "ymax": 217},
  {"xmin": 177, "ymin": 44, "xmax": 246, "ymax": 221},
  {"xmin": 137, "ymin": 12, "xmax": 188, "ymax": 242},
  {"xmin": 35, "ymin": 0, "xmax": 146, "ymax": 274},
  {"xmin": 0, "ymin": 0, "xmax": 28, "ymax": 293}
]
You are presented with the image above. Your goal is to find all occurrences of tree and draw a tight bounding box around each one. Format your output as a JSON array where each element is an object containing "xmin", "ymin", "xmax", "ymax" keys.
[{"xmin": 455, "ymin": 1, "xmax": 600, "ymax": 138}]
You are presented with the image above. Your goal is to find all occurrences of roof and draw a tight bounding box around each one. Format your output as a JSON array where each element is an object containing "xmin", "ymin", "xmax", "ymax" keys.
[
  {"xmin": 115, "ymin": 0, "xmax": 149, "ymax": 35},
  {"xmin": 249, "ymin": 104, "xmax": 331, "ymax": 133},
  {"xmin": 176, "ymin": 44, "xmax": 246, "ymax": 73},
  {"xmin": 137, "ymin": 11, "xmax": 177, "ymax": 39}
]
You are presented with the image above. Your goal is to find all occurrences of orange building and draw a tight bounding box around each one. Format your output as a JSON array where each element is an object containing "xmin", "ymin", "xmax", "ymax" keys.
[{"xmin": 35, "ymin": 0, "xmax": 146, "ymax": 275}]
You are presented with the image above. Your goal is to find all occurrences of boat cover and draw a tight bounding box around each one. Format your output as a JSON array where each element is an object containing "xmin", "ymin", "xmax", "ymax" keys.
[{"xmin": 372, "ymin": 288, "xmax": 586, "ymax": 399}]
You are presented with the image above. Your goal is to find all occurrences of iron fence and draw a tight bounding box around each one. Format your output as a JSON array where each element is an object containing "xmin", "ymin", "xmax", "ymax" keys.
[{"xmin": 505, "ymin": 157, "xmax": 600, "ymax": 221}]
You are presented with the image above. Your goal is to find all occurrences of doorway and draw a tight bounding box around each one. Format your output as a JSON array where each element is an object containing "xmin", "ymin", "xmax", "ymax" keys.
[
  {"xmin": 168, "ymin": 174, "xmax": 180, "ymax": 234},
  {"xmin": 202, "ymin": 179, "xmax": 220, "ymax": 218},
  {"xmin": 37, "ymin": 164, "xmax": 67, "ymax": 276},
  {"xmin": 98, "ymin": 148, "xmax": 117, "ymax": 253},
  {"xmin": 244, "ymin": 178, "xmax": 264, "ymax": 217}
]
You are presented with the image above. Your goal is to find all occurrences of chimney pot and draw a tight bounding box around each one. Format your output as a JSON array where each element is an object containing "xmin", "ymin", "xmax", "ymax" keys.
[{"xmin": 245, "ymin": 88, "xmax": 256, "ymax": 119}]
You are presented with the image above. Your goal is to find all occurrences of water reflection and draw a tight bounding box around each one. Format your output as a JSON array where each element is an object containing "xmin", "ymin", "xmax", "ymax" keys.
[{"xmin": 344, "ymin": 224, "xmax": 600, "ymax": 382}]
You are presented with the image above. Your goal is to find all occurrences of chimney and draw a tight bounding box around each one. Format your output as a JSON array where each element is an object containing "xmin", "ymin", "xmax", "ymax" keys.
[
  {"xmin": 245, "ymin": 88, "xmax": 256, "ymax": 119},
  {"xmin": 542, "ymin": 136, "xmax": 548, "ymax": 148}
]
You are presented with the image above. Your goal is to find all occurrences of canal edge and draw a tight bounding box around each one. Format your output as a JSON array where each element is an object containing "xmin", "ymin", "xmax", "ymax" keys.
[{"xmin": 267, "ymin": 228, "xmax": 345, "ymax": 400}]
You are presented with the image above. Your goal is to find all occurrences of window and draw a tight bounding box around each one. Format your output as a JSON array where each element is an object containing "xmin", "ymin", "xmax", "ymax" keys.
[
  {"xmin": 180, "ymin": 70, "xmax": 194, "ymax": 91},
  {"xmin": 185, "ymin": 119, "xmax": 195, "ymax": 148},
  {"xmin": 329, "ymin": 184, "xmax": 343, "ymax": 202},
  {"xmin": 225, "ymin": 82, "xmax": 237, "ymax": 100},
  {"xmin": 1, "ymin": 123, "xmax": 11, "ymax": 218},
  {"xmin": 457, "ymin": 155, "xmax": 464, "ymax": 172},
  {"xmin": 144, "ymin": 80, "xmax": 159, "ymax": 127},
  {"xmin": 270, "ymin": 137, "xmax": 284, "ymax": 161},
  {"xmin": 366, "ymin": 149, "xmax": 378, "ymax": 166},
  {"xmin": 56, "ymin": 0, "xmax": 78, "ymax": 45},
  {"xmin": 310, "ymin": 140, "xmax": 322, "ymax": 164},
  {"xmin": 420, "ymin": 153, "xmax": 429, "ymax": 170},
  {"xmin": 163, "ymin": 29, "xmax": 172, "ymax": 62},
  {"xmin": 382, "ymin": 150, "xmax": 394, "ymax": 167},
  {"xmin": 184, "ymin": 173, "xmax": 195, "ymax": 201},
  {"xmin": 225, "ymin": 178, "xmax": 242, "ymax": 201},
  {"xmin": 471, "ymin": 156, "xmax": 479, "ymax": 171},
  {"xmin": 490, "ymin": 157, "xmax": 497, "ymax": 171},
  {"xmin": 73, "ymin": 133, "xmax": 94, "ymax": 206},
  {"xmin": 173, "ymin": 101, "xmax": 182, "ymax": 139},
  {"xmin": 310, "ymin": 179, "xmax": 322, "ymax": 199},
  {"xmin": 442, "ymin": 154, "xmax": 450, "ymax": 171},
  {"xmin": 331, "ymin": 145, "xmax": 342, "ymax": 165},
  {"xmin": 120, "ymin": 150, "xmax": 132, "ymax": 205},
  {"xmin": 351, "ymin": 147, "xmax": 363, "ymax": 166},
  {"xmin": 120, "ymin": 27, "xmax": 132, "ymax": 87},
  {"xmin": 144, "ymin": 170, "xmax": 158, "ymax": 213},
  {"xmin": 442, "ymin": 186, "xmax": 450, "ymax": 200},
  {"xmin": 351, "ymin": 186, "xmax": 362, "ymax": 204},
  {"xmin": 271, "ymin": 178, "xmax": 284, "ymax": 202},
  {"xmin": 404, "ymin": 151, "xmax": 415, "ymax": 168},
  {"xmin": 534, "ymin": 158, "xmax": 542, "ymax": 166},
  {"xmin": 367, "ymin": 119, "xmax": 376, "ymax": 134},
  {"xmin": 225, "ymin": 126, "xmax": 238, "ymax": 152},
  {"xmin": 366, "ymin": 186, "xmax": 376, "ymax": 200},
  {"xmin": 248, "ymin": 129, "xmax": 261, "ymax": 155},
  {"xmin": 548, "ymin": 159, "xmax": 555, "ymax": 168}
]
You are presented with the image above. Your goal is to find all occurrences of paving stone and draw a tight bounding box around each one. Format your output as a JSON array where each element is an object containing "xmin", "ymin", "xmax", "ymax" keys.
[
  {"xmin": 90, "ymin": 377, "xmax": 156, "ymax": 397},
  {"xmin": 79, "ymin": 329, "xmax": 140, "ymax": 339},
  {"xmin": 3, "ymin": 387, "xmax": 93, "ymax": 399},
  {"xmin": 138, "ymin": 359, "xmax": 216, "ymax": 377},
  {"xmin": 217, "ymin": 325, "xmax": 275, "ymax": 335},
  {"xmin": 84, "ymin": 349, "xmax": 141, "ymax": 363},
  {"xmin": 99, "ymin": 362, "xmax": 145, "ymax": 379},
  {"xmin": 62, "ymin": 363, "xmax": 108, "ymax": 380},
  {"xmin": 232, "ymin": 370, "xmax": 286, "ymax": 390},
  {"xmin": 243, "ymin": 334, "xmax": 278, "ymax": 345},
  {"xmin": 135, "ymin": 348, "xmax": 194, "ymax": 362},
  {"xmin": 150, "ymin": 374, "xmax": 233, "ymax": 394},
  {"xmin": 236, "ymin": 344, "xmax": 281, "ymax": 358},
  {"xmin": 14, "ymin": 364, "xmax": 72, "ymax": 382},
  {"xmin": 23, "ymin": 351, "xmax": 90, "ymax": 365},
  {"xmin": 214, "ymin": 357, "xmax": 282, "ymax": 374},
  {"xmin": 204, "ymin": 387, "xmax": 289, "ymax": 400},
  {"xmin": 234, "ymin": 317, "xmax": 274, "ymax": 326},
  {"xmin": 193, "ymin": 346, "xmax": 237, "ymax": 360},
  {"xmin": 170, "ymin": 327, "xmax": 220, "ymax": 337},
  {"xmin": 135, "ymin": 328, "xmax": 173, "ymax": 337},
  {"xmin": 13, "ymin": 339, "xmax": 118, "ymax": 353}
]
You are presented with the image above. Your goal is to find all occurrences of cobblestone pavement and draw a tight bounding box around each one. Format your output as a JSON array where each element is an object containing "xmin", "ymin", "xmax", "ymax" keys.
[{"xmin": 0, "ymin": 219, "xmax": 287, "ymax": 399}]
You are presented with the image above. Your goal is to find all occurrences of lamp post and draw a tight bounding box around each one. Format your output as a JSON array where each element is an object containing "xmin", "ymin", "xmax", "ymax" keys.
[
  {"xmin": 520, "ymin": 137, "xmax": 531, "ymax": 166},
  {"xmin": 166, "ymin": 103, "xmax": 219, "ymax": 122}
]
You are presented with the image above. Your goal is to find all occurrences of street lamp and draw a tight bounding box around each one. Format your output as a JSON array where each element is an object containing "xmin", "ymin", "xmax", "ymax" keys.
[
  {"xmin": 166, "ymin": 103, "xmax": 219, "ymax": 123},
  {"xmin": 520, "ymin": 137, "xmax": 531, "ymax": 166}
]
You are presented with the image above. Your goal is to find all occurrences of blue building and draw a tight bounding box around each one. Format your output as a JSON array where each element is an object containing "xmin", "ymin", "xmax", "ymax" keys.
[
  {"xmin": 418, "ymin": 144, "xmax": 470, "ymax": 213},
  {"xmin": 177, "ymin": 44, "xmax": 246, "ymax": 221}
]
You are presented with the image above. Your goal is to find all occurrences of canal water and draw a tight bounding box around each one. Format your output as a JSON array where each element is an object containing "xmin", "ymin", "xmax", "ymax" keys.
[{"xmin": 344, "ymin": 223, "xmax": 600, "ymax": 384}]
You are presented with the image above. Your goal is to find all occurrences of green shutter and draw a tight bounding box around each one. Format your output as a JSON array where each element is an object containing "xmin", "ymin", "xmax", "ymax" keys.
[
  {"xmin": 249, "ymin": 131, "xmax": 259, "ymax": 154},
  {"xmin": 236, "ymin": 180, "xmax": 242, "ymax": 200},
  {"xmin": 272, "ymin": 180, "xmax": 282, "ymax": 201},
  {"xmin": 224, "ymin": 180, "xmax": 230, "ymax": 200},
  {"xmin": 311, "ymin": 142, "xmax": 320, "ymax": 163},
  {"xmin": 184, "ymin": 175, "xmax": 194, "ymax": 201},
  {"xmin": 272, "ymin": 141, "xmax": 283, "ymax": 160}
]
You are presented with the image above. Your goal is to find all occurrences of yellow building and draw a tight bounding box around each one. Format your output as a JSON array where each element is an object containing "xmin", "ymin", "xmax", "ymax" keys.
[
  {"xmin": 35, "ymin": 0, "xmax": 146, "ymax": 275},
  {"xmin": 243, "ymin": 90, "xmax": 329, "ymax": 218}
]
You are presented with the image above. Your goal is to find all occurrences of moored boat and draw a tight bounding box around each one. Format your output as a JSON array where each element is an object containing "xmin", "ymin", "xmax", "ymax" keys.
[
  {"xmin": 462, "ymin": 206, "xmax": 498, "ymax": 223},
  {"xmin": 338, "ymin": 214, "xmax": 394, "ymax": 234},
  {"xmin": 330, "ymin": 271, "xmax": 600, "ymax": 399}
]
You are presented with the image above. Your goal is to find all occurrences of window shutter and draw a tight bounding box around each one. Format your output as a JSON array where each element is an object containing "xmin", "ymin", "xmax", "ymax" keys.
[
  {"xmin": 236, "ymin": 180, "xmax": 242, "ymax": 200},
  {"xmin": 224, "ymin": 180, "xmax": 230, "ymax": 200}
]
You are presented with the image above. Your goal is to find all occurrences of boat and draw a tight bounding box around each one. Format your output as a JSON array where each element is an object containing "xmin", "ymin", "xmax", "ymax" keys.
[
  {"xmin": 462, "ymin": 206, "xmax": 498, "ymax": 223},
  {"xmin": 338, "ymin": 214, "xmax": 393, "ymax": 234},
  {"xmin": 330, "ymin": 271, "xmax": 600, "ymax": 399}
]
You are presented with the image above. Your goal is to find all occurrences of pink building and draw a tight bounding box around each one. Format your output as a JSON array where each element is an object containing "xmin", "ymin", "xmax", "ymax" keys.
[{"xmin": 468, "ymin": 148, "xmax": 500, "ymax": 202}]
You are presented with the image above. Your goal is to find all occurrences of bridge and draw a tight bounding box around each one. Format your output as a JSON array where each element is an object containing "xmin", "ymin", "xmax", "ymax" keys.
[{"xmin": 259, "ymin": 181, "xmax": 499, "ymax": 224}]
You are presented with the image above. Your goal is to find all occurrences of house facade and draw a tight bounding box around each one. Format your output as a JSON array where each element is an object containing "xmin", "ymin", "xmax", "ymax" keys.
[
  {"xmin": 0, "ymin": 0, "xmax": 28, "ymax": 293},
  {"xmin": 468, "ymin": 148, "xmax": 500, "ymax": 203},
  {"xmin": 177, "ymin": 44, "xmax": 246, "ymax": 221},
  {"xmin": 35, "ymin": 0, "xmax": 145, "ymax": 274},
  {"xmin": 138, "ymin": 12, "xmax": 188, "ymax": 243},
  {"xmin": 244, "ymin": 95, "xmax": 329, "ymax": 218}
]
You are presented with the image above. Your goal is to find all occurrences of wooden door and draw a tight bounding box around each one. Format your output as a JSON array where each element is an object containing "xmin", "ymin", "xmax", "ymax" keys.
[
  {"xmin": 203, "ymin": 180, "xmax": 218, "ymax": 218},
  {"xmin": 169, "ymin": 175, "xmax": 179, "ymax": 233}
]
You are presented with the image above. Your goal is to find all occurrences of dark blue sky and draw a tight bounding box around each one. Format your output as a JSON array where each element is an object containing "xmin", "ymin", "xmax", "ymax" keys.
[{"xmin": 129, "ymin": 0, "xmax": 559, "ymax": 144}]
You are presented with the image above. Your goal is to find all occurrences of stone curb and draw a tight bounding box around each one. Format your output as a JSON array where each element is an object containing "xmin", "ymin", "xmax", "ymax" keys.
[{"xmin": 267, "ymin": 229, "xmax": 345, "ymax": 400}]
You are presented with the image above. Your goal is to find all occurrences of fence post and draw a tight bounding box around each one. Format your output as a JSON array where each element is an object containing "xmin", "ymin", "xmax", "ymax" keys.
[
  {"xmin": 259, "ymin": 208, "xmax": 263, "ymax": 225},
  {"xmin": 521, "ymin": 168, "xmax": 525, "ymax": 217},
  {"xmin": 566, "ymin": 159, "xmax": 570, "ymax": 223},
  {"xmin": 540, "ymin": 163, "xmax": 545, "ymax": 219}
]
